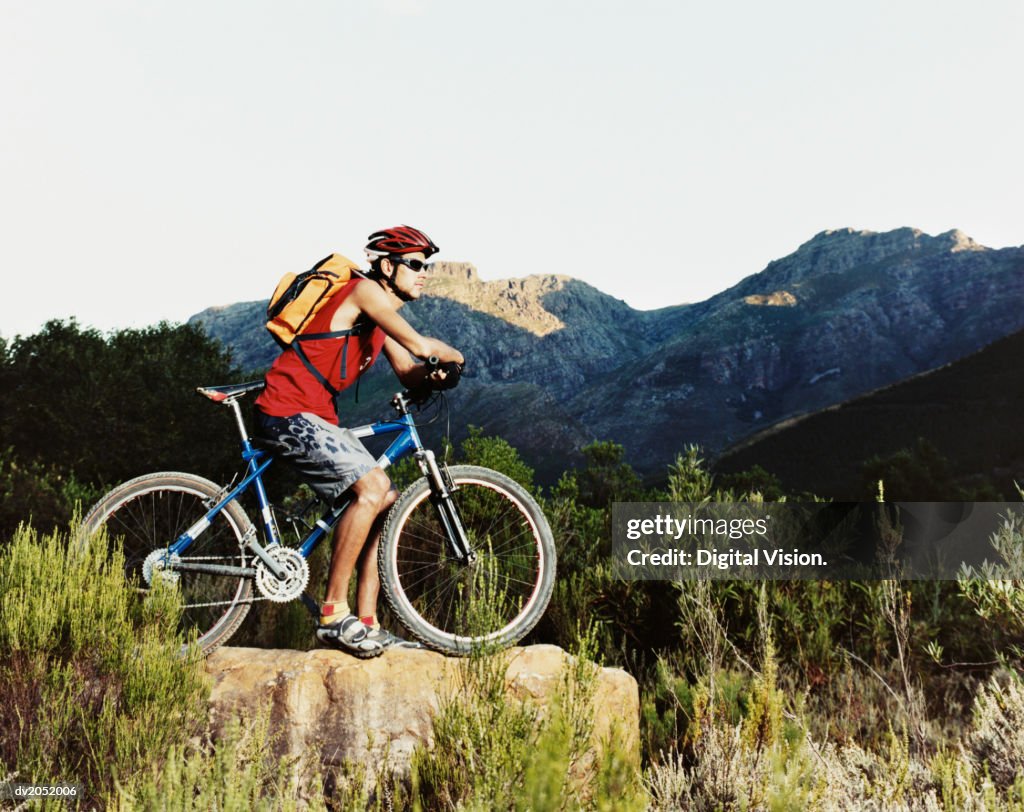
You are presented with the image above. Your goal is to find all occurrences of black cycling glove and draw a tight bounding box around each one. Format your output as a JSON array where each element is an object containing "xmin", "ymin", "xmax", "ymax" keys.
[{"xmin": 431, "ymin": 361, "xmax": 463, "ymax": 390}]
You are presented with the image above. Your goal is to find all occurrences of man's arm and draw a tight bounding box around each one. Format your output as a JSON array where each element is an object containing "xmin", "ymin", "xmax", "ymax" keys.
[
  {"xmin": 382, "ymin": 337, "xmax": 439, "ymax": 388},
  {"xmin": 351, "ymin": 281, "xmax": 463, "ymax": 365}
]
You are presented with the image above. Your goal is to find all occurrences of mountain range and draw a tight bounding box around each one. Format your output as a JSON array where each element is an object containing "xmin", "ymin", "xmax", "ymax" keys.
[{"xmin": 189, "ymin": 227, "xmax": 1024, "ymax": 484}]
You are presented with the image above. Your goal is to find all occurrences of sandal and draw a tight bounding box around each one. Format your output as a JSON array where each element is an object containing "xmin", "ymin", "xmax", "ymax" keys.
[
  {"xmin": 364, "ymin": 626, "xmax": 423, "ymax": 650},
  {"xmin": 316, "ymin": 614, "xmax": 385, "ymax": 659}
]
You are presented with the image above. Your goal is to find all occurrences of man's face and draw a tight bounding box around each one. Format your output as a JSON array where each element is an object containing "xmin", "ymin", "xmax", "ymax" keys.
[{"xmin": 387, "ymin": 251, "xmax": 429, "ymax": 300}]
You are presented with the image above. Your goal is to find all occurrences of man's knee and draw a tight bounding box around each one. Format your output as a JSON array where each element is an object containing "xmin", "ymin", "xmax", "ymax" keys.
[{"xmin": 354, "ymin": 468, "xmax": 393, "ymax": 512}]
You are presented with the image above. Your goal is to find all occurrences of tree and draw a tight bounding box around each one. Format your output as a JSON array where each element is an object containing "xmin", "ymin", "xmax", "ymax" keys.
[
  {"xmin": 0, "ymin": 319, "xmax": 245, "ymax": 494},
  {"xmin": 860, "ymin": 438, "xmax": 960, "ymax": 501},
  {"xmin": 576, "ymin": 440, "xmax": 645, "ymax": 508},
  {"xmin": 458, "ymin": 426, "xmax": 536, "ymax": 492}
]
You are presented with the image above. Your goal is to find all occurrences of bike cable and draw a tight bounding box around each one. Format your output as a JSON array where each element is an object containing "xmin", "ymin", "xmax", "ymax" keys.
[
  {"xmin": 412, "ymin": 392, "xmax": 446, "ymax": 426},
  {"xmin": 413, "ymin": 391, "xmax": 453, "ymax": 466},
  {"xmin": 443, "ymin": 393, "xmax": 452, "ymax": 467}
]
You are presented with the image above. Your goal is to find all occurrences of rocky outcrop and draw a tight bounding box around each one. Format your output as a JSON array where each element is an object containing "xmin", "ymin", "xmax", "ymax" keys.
[
  {"xmin": 204, "ymin": 645, "xmax": 639, "ymax": 782},
  {"xmin": 424, "ymin": 263, "xmax": 569, "ymax": 336},
  {"xmin": 743, "ymin": 290, "xmax": 798, "ymax": 307}
]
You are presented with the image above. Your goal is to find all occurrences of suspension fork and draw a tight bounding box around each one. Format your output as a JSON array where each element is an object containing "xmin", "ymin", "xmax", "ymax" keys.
[{"xmin": 416, "ymin": 449, "xmax": 476, "ymax": 564}]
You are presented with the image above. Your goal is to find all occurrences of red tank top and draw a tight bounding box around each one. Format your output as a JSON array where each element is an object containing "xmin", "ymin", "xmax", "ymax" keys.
[{"xmin": 255, "ymin": 279, "xmax": 387, "ymax": 422}]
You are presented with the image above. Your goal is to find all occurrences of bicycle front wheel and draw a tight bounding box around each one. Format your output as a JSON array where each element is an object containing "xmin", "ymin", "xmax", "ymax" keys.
[
  {"xmin": 378, "ymin": 465, "xmax": 556, "ymax": 655},
  {"xmin": 80, "ymin": 471, "xmax": 254, "ymax": 655}
]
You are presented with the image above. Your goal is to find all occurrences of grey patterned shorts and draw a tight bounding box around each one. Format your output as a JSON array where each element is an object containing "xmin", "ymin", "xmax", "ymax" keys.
[{"xmin": 255, "ymin": 411, "xmax": 377, "ymax": 505}]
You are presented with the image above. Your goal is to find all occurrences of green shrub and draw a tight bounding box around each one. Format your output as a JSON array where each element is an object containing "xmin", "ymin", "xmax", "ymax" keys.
[
  {"xmin": 411, "ymin": 623, "xmax": 643, "ymax": 810},
  {"xmin": 575, "ymin": 440, "xmax": 646, "ymax": 508},
  {"xmin": 969, "ymin": 671, "xmax": 1024, "ymax": 792},
  {"xmin": 115, "ymin": 710, "xmax": 362, "ymax": 812},
  {"xmin": 0, "ymin": 449, "xmax": 102, "ymax": 540},
  {"xmin": 458, "ymin": 426, "xmax": 537, "ymax": 493},
  {"xmin": 959, "ymin": 509, "xmax": 1024, "ymax": 648},
  {"xmin": 0, "ymin": 522, "xmax": 209, "ymax": 808}
]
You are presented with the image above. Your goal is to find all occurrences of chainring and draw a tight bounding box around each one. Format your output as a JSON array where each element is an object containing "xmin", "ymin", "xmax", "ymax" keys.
[
  {"xmin": 142, "ymin": 548, "xmax": 181, "ymax": 587},
  {"xmin": 254, "ymin": 546, "xmax": 310, "ymax": 603}
]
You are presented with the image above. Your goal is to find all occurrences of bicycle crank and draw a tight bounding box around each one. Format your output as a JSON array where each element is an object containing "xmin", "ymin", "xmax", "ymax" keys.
[{"xmin": 254, "ymin": 546, "xmax": 310, "ymax": 603}]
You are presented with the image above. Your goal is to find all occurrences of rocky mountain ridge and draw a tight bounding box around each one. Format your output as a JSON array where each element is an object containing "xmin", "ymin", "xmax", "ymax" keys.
[{"xmin": 189, "ymin": 227, "xmax": 1024, "ymax": 480}]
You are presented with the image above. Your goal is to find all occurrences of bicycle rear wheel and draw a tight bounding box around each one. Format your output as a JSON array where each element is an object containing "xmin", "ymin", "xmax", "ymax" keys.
[
  {"xmin": 378, "ymin": 465, "xmax": 556, "ymax": 655},
  {"xmin": 80, "ymin": 471, "xmax": 254, "ymax": 655}
]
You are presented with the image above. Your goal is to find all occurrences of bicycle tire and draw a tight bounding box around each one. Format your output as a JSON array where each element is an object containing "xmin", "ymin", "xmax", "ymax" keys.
[
  {"xmin": 378, "ymin": 465, "xmax": 556, "ymax": 655},
  {"xmin": 80, "ymin": 471, "xmax": 254, "ymax": 655}
]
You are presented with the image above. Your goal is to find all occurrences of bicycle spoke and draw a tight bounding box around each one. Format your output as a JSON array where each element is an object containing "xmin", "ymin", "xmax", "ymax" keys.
[
  {"xmin": 385, "ymin": 472, "xmax": 553, "ymax": 650},
  {"xmin": 83, "ymin": 476, "xmax": 254, "ymax": 655}
]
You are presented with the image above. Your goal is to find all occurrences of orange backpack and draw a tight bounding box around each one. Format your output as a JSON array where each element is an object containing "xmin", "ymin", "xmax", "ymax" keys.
[
  {"xmin": 266, "ymin": 252, "xmax": 362, "ymax": 346},
  {"xmin": 266, "ymin": 252, "xmax": 369, "ymax": 397}
]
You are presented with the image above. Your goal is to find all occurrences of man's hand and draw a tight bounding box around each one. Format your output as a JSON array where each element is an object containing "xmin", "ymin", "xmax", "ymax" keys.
[
  {"xmin": 428, "ymin": 361, "xmax": 462, "ymax": 390},
  {"xmin": 406, "ymin": 360, "xmax": 462, "ymax": 405}
]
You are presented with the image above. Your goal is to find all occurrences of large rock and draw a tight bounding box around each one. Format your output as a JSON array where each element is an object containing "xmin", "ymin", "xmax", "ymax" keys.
[{"xmin": 205, "ymin": 645, "xmax": 639, "ymax": 780}]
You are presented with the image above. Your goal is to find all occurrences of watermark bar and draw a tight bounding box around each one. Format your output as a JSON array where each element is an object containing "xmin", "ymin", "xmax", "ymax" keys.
[
  {"xmin": 0, "ymin": 782, "xmax": 82, "ymax": 800},
  {"xmin": 612, "ymin": 502, "xmax": 1023, "ymax": 580}
]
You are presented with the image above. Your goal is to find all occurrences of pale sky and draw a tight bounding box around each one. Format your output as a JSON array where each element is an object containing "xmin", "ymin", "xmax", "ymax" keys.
[{"xmin": 2, "ymin": 0, "xmax": 1022, "ymax": 338}]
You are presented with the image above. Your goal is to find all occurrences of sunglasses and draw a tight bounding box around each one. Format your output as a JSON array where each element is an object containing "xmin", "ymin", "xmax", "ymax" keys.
[{"xmin": 392, "ymin": 257, "xmax": 433, "ymax": 273}]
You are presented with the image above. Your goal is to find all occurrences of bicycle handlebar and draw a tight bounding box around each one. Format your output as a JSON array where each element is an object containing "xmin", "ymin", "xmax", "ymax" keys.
[{"xmin": 404, "ymin": 355, "xmax": 463, "ymax": 405}]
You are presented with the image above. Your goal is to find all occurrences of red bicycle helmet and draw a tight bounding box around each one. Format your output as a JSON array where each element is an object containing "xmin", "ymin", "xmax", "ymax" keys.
[{"xmin": 365, "ymin": 225, "xmax": 439, "ymax": 258}]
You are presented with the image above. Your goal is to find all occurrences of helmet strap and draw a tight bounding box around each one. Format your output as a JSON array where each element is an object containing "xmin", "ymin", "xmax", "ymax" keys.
[
  {"xmin": 388, "ymin": 276, "xmax": 414, "ymax": 303},
  {"xmin": 380, "ymin": 260, "xmax": 414, "ymax": 303}
]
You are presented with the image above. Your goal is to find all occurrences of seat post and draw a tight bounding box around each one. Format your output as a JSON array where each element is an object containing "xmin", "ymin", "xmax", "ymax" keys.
[{"xmin": 226, "ymin": 398, "xmax": 251, "ymax": 444}]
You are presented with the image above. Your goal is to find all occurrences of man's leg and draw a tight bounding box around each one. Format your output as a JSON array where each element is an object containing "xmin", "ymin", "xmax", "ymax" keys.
[
  {"xmin": 354, "ymin": 487, "xmax": 398, "ymax": 619},
  {"xmin": 352, "ymin": 486, "xmax": 420, "ymax": 649},
  {"xmin": 322, "ymin": 467, "xmax": 393, "ymax": 614},
  {"xmin": 316, "ymin": 468, "xmax": 396, "ymax": 657},
  {"xmin": 258, "ymin": 413, "xmax": 393, "ymax": 656}
]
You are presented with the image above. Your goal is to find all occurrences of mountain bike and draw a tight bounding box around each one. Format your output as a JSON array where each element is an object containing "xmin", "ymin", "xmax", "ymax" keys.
[{"xmin": 80, "ymin": 377, "xmax": 556, "ymax": 656}]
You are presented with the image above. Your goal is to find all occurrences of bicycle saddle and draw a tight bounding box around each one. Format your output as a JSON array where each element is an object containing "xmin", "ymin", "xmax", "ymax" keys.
[{"xmin": 196, "ymin": 381, "xmax": 266, "ymax": 402}]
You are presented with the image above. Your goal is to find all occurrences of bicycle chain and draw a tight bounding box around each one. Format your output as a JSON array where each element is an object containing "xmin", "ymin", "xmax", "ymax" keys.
[
  {"xmin": 142, "ymin": 552, "xmax": 310, "ymax": 609},
  {"xmin": 179, "ymin": 595, "xmax": 272, "ymax": 610},
  {"xmin": 142, "ymin": 552, "xmax": 252, "ymax": 609}
]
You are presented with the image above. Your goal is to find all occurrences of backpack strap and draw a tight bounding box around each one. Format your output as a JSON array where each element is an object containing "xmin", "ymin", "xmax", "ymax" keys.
[{"xmin": 290, "ymin": 321, "xmax": 371, "ymax": 396}]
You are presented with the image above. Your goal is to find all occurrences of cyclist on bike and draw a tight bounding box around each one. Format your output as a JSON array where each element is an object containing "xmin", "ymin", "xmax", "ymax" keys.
[{"xmin": 254, "ymin": 225, "xmax": 464, "ymax": 658}]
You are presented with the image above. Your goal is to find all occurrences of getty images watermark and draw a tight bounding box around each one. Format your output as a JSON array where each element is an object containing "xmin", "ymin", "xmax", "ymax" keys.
[{"xmin": 612, "ymin": 502, "xmax": 1023, "ymax": 580}]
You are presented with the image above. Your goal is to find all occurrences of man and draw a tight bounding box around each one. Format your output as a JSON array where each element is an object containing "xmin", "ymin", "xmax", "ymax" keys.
[{"xmin": 254, "ymin": 225, "xmax": 464, "ymax": 657}]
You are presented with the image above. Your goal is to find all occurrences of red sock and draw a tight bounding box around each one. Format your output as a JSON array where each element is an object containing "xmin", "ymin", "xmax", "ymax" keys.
[
  {"xmin": 360, "ymin": 615, "xmax": 375, "ymax": 627},
  {"xmin": 320, "ymin": 602, "xmax": 350, "ymax": 624}
]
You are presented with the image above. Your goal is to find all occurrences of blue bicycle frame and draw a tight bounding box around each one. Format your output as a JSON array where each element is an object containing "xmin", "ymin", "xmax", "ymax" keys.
[{"xmin": 164, "ymin": 389, "xmax": 464, "ymax": 590}]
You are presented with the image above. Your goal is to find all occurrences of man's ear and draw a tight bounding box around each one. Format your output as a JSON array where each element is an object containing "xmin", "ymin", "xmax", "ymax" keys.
[{"xmin": 379, "ymin": 258, "xmax": 395, "ymax": 280}]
